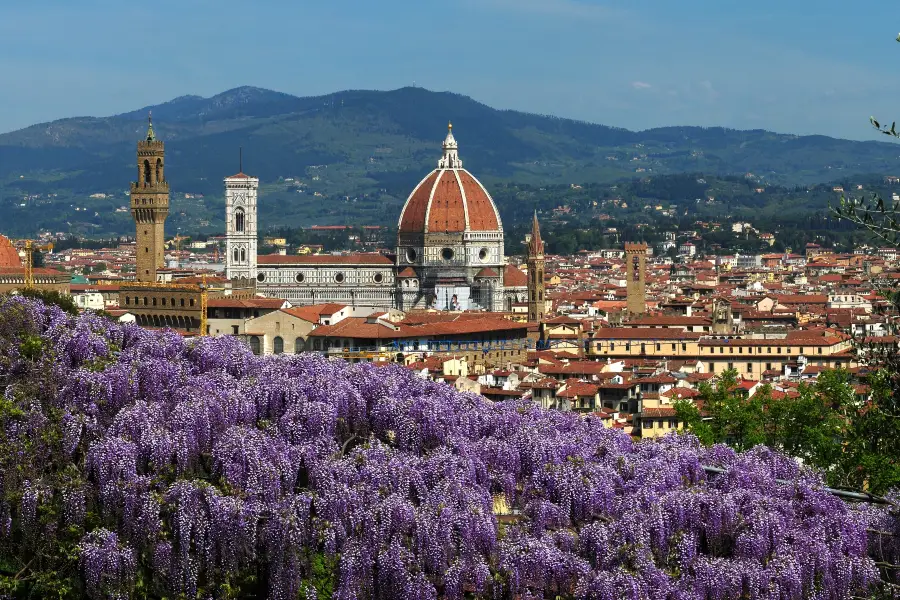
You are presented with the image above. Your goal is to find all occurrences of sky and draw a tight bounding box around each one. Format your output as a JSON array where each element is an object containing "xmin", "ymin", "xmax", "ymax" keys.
[{"xmin": 1, "ymin": 0, "xmax": 898, "ymax": 140}]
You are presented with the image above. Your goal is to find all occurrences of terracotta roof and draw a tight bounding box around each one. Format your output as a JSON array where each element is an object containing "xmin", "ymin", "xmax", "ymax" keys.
[
  {"xmin": 0, "ymin": 236, "xmax": 22, "ymax": 268},
  {"xmin": 279, "ymin": 304, "xmax": 347, "ymax": 323},
  {"xmin": 558, "ymin": 381, "xmax": 600, "ymax": 398},
  {"xmin": 591, "ymin": 328, "xmax": 702, "ymax": 340},
  {"xmin": 225, "ymin": 172, "xmax": 252, "ymax": 179},
  {"xmin": 308, "ymin": 316, "xmax": 528, "ymax": 340},
  {"xmin": 207, "ymin": 298, "xmax": 287, "ymax": 309},
  {"xmin": 503, "ymin": 264, "xmax": 527, "ymax": 287},
  {"xmin": 258, "ymin": 253, "xmax": 393, "ymax": 265},
  {"xmin": 398, "ymin": 168, "xmax": 501, "ymax": 234},
  {"xmin": 625, "ymin": 316, "xmax": 712, "ymax": 326},
  {"xmin": 475, "ymin": 267, "xmax": 499, "ymax": 278},
  {"xmin": 397, "ymin": 267, "xmax": 417, "ymax": 278},
  {"xmin": 641, "ymin": 407, "xmax": 677, "ymax": 418},
  {"xmin": 775, "ymin": 294, "xmax": 828, "ymax": 305}
]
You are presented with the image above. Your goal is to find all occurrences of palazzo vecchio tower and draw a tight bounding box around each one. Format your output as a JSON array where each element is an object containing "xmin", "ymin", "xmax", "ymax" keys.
[{"xmin": 130, "ymin": 114, "xmax": 169, "ymax": 282}]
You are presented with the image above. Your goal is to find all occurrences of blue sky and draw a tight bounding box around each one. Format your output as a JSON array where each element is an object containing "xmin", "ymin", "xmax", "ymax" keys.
[{"xmin": 1, "ymin": 0, "xmax": 898, "ymax": 140}]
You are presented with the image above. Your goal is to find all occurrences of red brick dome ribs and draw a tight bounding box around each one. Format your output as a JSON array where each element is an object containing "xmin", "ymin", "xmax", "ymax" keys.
[
  {"xmin": 0, "ymin": 236, "xmax": 22, "ymax": 268},
  {"xmin": 397, "ymin": 125, "xmax": 502, "ymax": 234}
]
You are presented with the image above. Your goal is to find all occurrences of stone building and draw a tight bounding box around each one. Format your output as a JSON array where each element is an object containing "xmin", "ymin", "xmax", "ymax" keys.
[
  {"xmin": 525, "ymin": 212, "xmax": 545, "ymax": 323},
  {"xmin": 224, "ymin": 125, "xmax": 527, "ymax": 311},
  {"xmin": 131, "ymin": 115, "xmax": 169, "ymax": 282},
  {"xmin": 625, "ymin": 242, "xmax": 648, "ymax": 314}
]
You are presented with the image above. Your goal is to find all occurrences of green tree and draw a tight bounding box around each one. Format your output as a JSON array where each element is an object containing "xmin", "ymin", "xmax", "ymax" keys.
[{"xmin": 14, "ymin": 289, "xmax": 79, "ymax": 316}]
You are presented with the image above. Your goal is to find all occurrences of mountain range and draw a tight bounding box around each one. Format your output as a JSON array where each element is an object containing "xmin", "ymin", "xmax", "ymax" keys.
[{"xmin": 1, "ymin": 86, "xmax": 898, "ymax": 237}]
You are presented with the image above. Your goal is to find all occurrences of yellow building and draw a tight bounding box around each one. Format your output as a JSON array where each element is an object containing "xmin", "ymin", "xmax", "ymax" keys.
[{"xmin": 588, "ymin": 328, "xmax": 854, "ymax": 379}]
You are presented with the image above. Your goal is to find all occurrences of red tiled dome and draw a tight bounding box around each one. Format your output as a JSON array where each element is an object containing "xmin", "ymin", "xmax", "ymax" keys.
[
  {"xmin": 0, "ymin": 236, "xmax": 22, "ymax": 268},
  {"xmin": 398, "ymin": 126, "xmax": 501, "ymax": 234}
]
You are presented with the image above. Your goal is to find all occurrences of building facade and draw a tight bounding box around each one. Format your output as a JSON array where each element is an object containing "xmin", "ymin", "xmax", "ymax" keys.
[
  {"xmin": 224, "ymin": 125, "xmax": 527, "ymax": 311},
  {"xmin": 130, "ymin": 115, "xmax": 169, "ymax": 282}
]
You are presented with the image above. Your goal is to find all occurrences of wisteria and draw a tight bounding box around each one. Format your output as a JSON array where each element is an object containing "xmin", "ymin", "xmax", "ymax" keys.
[{"xmin": 0, "ymin": 294, "xmax": 896, "ymax": 599}]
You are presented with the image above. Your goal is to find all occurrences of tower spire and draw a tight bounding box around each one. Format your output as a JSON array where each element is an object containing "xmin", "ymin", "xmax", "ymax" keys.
[
  {"xmin": 146, "ymin": 111, "xmax": 155, "ymax": 141},
  {"xmin": 530, "ymin": 210, "xmax": 543, "ymax": 252}
]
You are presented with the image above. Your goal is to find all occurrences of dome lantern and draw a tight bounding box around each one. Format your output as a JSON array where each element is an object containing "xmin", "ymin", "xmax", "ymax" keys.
[{"xmin": 437, "ymin": 121, "xmax": 462, "ymax": 169}]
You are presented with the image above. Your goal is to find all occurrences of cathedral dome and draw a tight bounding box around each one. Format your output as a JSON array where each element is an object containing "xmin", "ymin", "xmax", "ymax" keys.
[
  {"xmin": 0, "ymin": 235, "xmax": 22, "ymax": 268},
  {"xmin": 398, "ymin": 125, "xmax": 502, "ymax": 234}
]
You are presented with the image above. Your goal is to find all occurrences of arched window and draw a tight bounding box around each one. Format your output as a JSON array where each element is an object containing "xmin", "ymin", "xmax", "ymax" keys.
[
  {"xmin": 235, "ymin": 208, "xmax": 245, "ymax": 232},
  {"xmin": 233, "ymin": 248, "xmax": 240, "ymax": 262},
  {"xmin": 273, "ymin": 336, "xmax": 284, "ymax": 354},
  {"xmin": 294, "ymin": 337, "xmax": 305, "ymax": 353},
  {"xmin": 249, "ymin": 336, "xmax": 261, "ymax": 355},
  {"xmin": 143, "ymin": 159, "xmax": 151, "ymax": 184},
  {"xmin": 155, "ymin": 158, "xmax": 163, "ymax": 183},
  {"xmin": 240, "ymin": 249, "xmax": 246, "ymax": 261}
]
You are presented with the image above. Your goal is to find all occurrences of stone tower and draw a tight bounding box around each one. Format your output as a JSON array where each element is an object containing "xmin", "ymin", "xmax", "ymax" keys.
[
  {"xmin": 625, "ymin": 242, "xmax": 648, "ymax": 314},
  {"xmin": 224, "ymin": 159, "xmax": 259, "ymax": 283},
  {"xmin": 526, "ymin": 212, "xmax": 546, "ymax": 322},
  {"xmin": 130, "ymin": 114, "xmax": 169, "ymax": 282}
]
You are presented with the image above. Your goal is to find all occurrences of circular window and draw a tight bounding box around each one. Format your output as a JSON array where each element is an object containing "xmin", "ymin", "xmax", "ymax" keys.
[
  {"xmin": 374, "ymin": 273, "xmax": 384, "ymax": 283},
  {"xmin": 479, "ymin": 248, "xmax": 489, "ymax": 261},
  {"xmin": 295, "ymin": 273, "xmax": 305, "ymax": 283},
  {"xmin": 257, "ymin": 273, "xmax": 266, "ymax": 282},
  {"xmin": 335, "ymin": 272, "xmax": 345, "ymax": 283},
  {"xmin": 406, "ymin": 248, "xmax": 417, "ymax": 263},
  {"xmin": 441, "ymin": 248, "xmax": 454, "ymax": 261}
]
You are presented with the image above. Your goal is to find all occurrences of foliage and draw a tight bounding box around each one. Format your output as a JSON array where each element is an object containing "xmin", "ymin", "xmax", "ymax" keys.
[
  {"xmin": 13, "ymin": 288, "xmax": 79, "ymax": 316},
  {"xmin": 0, "ymin": 297, "xmax": 894, "ymax": 598},
  {"xmin": 676, "ymin": 369, "xmax": 900, "ymax": 496}
]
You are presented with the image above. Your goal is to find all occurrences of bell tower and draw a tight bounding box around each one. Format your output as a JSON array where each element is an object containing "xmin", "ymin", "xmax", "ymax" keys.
[
  {"xmin": 225, "ymin": 150, "xmax": 259, "ymax": 283},
  {"xmin": 526, "ymin": 212, "xmax": 546, "ymax": 323},
  {"xmin": 625, "ymin": 242, "xmax": 648, "ymax": 314},
  {"xmin": 130, "ymin": 113, "xmax": 169, "ymax": 282}
]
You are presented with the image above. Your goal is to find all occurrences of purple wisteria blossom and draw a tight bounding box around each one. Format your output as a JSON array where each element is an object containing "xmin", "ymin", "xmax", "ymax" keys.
[{"xmin": 0, "ymin": 295, "xmax": 893, "ymax": 599}]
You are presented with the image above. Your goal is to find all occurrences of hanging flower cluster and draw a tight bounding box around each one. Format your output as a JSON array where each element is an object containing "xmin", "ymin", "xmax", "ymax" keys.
[{"xmin": 0, "ymin": 295, "xmax": 891, "ymax": 599}]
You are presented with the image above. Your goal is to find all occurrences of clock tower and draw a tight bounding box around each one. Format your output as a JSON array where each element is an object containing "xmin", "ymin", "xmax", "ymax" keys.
[
  {"xmin": 131, "ymin": 114, "xmax": 169, "ymax": 282},
  {"xmin": 224, "ymin": 160, "xmax": 259, "ymax": 283}
]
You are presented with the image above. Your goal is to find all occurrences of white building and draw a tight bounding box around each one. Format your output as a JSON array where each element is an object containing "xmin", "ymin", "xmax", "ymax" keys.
[
  {"xmin": 224, "ymin": 126, "xmax": 527, "ymax": 311},
  {"xmin": 678, "ymin": 242, "xmax": 696, "ymax": 257}
]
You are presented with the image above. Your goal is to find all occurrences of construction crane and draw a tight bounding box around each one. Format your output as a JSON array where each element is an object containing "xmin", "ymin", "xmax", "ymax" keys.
[{"xmin": 23, "ymin": 240, "xmax": 54, "ymax": 289}]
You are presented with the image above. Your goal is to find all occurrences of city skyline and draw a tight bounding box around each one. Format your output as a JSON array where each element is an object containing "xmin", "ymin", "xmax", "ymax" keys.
[{"xmin": 1, "ymin": 0, "xmax": 898, "ymax": 141}]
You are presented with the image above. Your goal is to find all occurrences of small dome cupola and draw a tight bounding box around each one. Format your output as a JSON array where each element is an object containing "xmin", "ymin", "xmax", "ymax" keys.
[{"xmin": 437, "ymin": 122, "xmax": 462, "ymax": 169}]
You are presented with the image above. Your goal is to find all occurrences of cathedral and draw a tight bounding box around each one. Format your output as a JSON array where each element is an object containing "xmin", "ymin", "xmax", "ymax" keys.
[{"xmin": 226, "ymin": 125, "xmax": 529, "ymax": 311}]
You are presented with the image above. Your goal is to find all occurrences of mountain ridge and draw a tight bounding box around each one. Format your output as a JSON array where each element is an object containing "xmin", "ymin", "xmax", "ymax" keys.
[{"xmin": 1, "ymin": 86, "xmax": 899, "ymax": 237}]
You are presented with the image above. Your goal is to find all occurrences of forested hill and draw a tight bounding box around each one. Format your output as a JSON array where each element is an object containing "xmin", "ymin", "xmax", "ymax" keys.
[{"xmin": 1, "ymin": 85, "xmax": 899, "ymax": 237}]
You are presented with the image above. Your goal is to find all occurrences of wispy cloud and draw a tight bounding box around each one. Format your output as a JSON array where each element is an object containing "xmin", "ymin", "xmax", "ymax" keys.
[
  {"xmin": 474, "ymin": 0, "xmax": 623, "ymax": 20},
  {"xmin": 631, "ymin": 81, "xmax": 653, "ymax": 90}
]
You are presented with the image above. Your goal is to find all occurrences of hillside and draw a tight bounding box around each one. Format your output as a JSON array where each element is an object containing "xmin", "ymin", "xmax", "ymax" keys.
[{"xmin": 1, "ymin": 86, "xmax": 899, "ymax": 237}]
